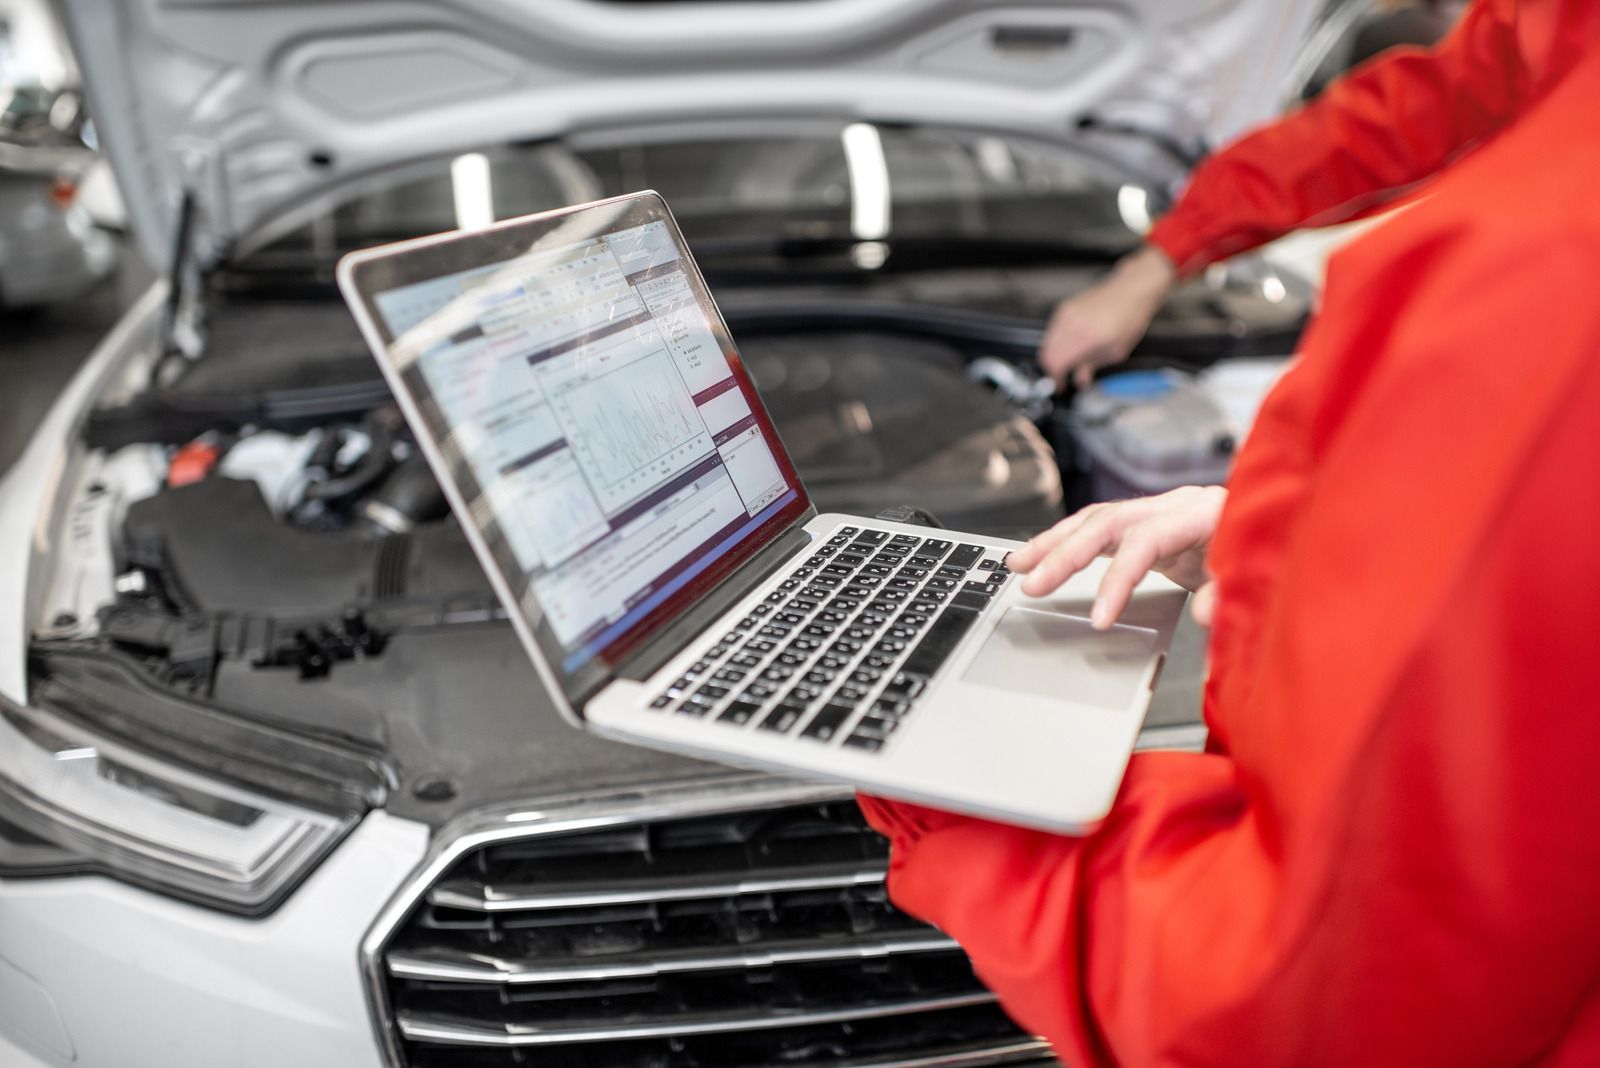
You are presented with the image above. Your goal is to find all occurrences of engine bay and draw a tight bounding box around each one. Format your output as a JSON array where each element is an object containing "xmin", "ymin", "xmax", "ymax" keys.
[{"xmin": 26, "ymin": 255, "xmax": 1305, "ymax": 823}]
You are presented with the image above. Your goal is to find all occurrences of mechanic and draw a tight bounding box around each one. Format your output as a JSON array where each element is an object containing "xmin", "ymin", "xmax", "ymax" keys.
[
  {"xmin": 861, "ymin": 2, "xmax": 1600, "ymax": 1063},
  {"xmin": 1039, "ymin": 0, "xmax": 1595, "ymax": 388}
]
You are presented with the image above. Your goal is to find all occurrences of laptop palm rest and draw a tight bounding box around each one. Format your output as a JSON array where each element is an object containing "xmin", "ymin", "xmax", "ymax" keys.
[{"xmin": 960, "ymin": 607, "xmax": 1159, "ymax": 710}]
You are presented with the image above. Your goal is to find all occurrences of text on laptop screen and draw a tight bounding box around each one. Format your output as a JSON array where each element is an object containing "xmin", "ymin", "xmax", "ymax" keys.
[{"xmin": 370, "ymin": 219, "xmax": 800, "ymax": 673}]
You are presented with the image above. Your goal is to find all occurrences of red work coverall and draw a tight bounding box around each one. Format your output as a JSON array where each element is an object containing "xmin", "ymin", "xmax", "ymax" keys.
[{"xmin": 860, "ymin": 3, "xmax": 1600, "ymax": 1063}]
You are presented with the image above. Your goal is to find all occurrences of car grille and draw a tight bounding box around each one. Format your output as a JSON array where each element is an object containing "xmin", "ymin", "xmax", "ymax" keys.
[{"xmin": 371, "ymin": 784, "xmax": 1054, "ymax": 1068}]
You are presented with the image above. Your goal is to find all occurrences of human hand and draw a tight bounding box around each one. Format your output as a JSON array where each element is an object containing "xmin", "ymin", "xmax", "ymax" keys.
[
  {"xmin": 1006, "ymin": 485, "xmax": 1226, "ymax": 629},
  {"xmin": 1038, "ymin": 245, "xmax": 1179, "ymax": 390}
]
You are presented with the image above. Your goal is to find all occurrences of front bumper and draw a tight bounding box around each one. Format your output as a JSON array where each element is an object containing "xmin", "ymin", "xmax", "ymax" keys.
[{"xmin": 0, "ymin": 813, "xmax": 426, "ymax": 1068}]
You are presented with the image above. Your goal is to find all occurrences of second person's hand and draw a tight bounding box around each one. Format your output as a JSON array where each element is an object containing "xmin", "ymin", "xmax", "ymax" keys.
[
  {"xmin": 1038, "ymin": 244, "xmax": 1179, "ymax": 390},
  {"xmin": 1007, "ymin": 485, "xmax": 1226, "ymax": 629}
]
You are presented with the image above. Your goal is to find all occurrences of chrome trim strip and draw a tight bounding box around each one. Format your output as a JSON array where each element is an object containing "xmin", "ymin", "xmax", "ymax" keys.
[
  {"xmin": 427, "ymin": 859, "xmax": 889, "ymax": 912},
  {"xmin": 828, "ymin": 1038, "xmax": 1056, "ymax": 1068},
  {"xmin": 396, "ymin": 991, "xmax": 999, "ymax": 1047},
  {"xmin": 387, "ymin": 929, "xmax": 959, "ymax": 984},
  {"xmin": 359, "ymin": 772, "xmax": 857, "ymax": 1067}
]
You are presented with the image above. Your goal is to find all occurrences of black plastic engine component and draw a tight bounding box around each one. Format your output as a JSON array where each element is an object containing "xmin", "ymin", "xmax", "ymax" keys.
[
  {"xmin": 356, "ymin": 454, "xmax": 449, "ymax": 534},
  {"xmin": 739, "ymin": 331, "xmax": 1060, "ymax": 539},
  {"xmin": 122, "ymin": 477, "xmax": 490, "ymax": 618}
]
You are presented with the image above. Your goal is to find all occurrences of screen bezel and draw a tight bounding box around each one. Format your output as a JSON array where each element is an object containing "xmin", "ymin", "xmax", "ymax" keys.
[{"xmin": 341, "ymin": 192, "xmax": 813, "ymax": 709}]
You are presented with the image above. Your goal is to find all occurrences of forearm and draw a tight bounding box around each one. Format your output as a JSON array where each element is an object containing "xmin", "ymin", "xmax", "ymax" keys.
[{"xmin": 1150, "ymin": 0, "xmax": 1524, "ymax": 275}]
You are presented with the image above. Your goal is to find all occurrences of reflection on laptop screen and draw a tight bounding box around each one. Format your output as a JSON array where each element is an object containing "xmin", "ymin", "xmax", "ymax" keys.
[{"xmin": 370, "ymin": 220, "xmax": 799, "ymax": 673}]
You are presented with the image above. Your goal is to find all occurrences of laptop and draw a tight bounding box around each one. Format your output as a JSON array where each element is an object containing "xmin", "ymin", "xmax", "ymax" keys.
[{"xmin": 338, "ymin": 190, "xmax": 1185, "ymax": 834}]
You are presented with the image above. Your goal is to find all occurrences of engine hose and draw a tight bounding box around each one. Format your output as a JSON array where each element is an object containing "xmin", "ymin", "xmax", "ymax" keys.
[
  {"xmin": 302, "ymin": 411, "xmax": 397, "ymax": 503},
  {"xmin": 357, "ymin": 454, "xmax": 447, "ymax": 535}
]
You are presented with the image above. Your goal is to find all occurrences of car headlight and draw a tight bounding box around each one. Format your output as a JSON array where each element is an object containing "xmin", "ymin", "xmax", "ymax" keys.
[{"xmin": 0, "ymin": 655, "xmax": 379, "ymax": 914}]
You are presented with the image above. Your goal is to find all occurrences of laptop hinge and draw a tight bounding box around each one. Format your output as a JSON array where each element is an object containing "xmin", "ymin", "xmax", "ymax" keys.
[{"xmin": 614, "ymin": 516, "xmax": 816, "ymax": 687}]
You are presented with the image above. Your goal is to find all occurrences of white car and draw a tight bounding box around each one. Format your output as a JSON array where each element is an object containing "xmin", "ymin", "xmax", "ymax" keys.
[{"xmin": 0, "ymin": 2, "xmax": 1320, "ymax": 1066}]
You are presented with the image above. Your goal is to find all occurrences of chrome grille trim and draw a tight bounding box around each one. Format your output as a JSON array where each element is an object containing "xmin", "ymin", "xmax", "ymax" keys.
[
  {"xmin": 426, "ymin": 858, "xmax": 889, "ymax": 911},
  {"xmin": 395, "ymin": 991, "xmax": 1001, "ymax": 1047},
  {"xmin": 388, "ymin": 929, "xmax": 961, "ymax": 984},
  {"xmin": 362, "ymin": 773, "xmax": 1055, "ymax": 1067},
  {"xmin": 786, "ymin": 1039, "xmax": 1053, "ymax": 1068}
]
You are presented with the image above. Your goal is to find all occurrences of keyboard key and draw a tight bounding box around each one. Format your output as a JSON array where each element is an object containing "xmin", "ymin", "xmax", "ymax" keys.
[
  {"xmin": 759, "ymin": 703, "xmax": 807, "ymax": 733},
  {"xmin": 889, "ymin": 534, "xmax": 921, "ymax": 548},
  {"xmin": 677, "ymin": 696, "xmax": 715, "ymax": 717},
  {"xmin": 852, "ymin": 530, "xmax": 888, "ymax": 546},
  {"xmin": 963, "ymin": 581, "xmax": 994, "ymax": 595},
  {"xmin": 697, "ymin": 683, "xmax": 730, "ymax": 700},
  {"xmin": 746, "ymin": 639, "xmax": 777, "ymax": 654},
  {"xmin": 903, "ymin": 603, "xmax": 982, "ymax": 675},
  {"xmin": 884, "ymin": 672, "xmax": 927, "ymax": 700},
  {"xmin": 777, "ymin": 650, "xmax": 808, "ymax": 667},
  {"xmin": 951, "ymin": 590, "xmax": 992, "ymax": 610},
  {"xmin": 835, "ymin": 552, "xmax": 867, "ymax": 567},
  {"xmin": 841, "ymin": 525, "xmax": 861, "ymax": 536},
  {"xmin": 938, "ymin": 566, "xmax": 968, "ymax": 581},
  {"xmin": 804, "ymin": 623, "xmax": 836, "ymax": 637},
  {"xmin": 801, "ymin": 702, "xmax": 856, "ymax": 742},
  {"xmin": 920, "ymin": 539, "xmax": 954, "ymax": 559},
  {"xmin": 977, "ymin": 558, "xmax": 998, "ymax": 571},
  {"xmin": 714, "ymin": 667, "xmax": 747, "ymax": 683},
  {"xmin": 731, "ymin": 653, "xmax": 762, "ymax": 668},
  {"xmin": 899, "ymin": 566, "xmax": 930, "ymax": 579},
  {"xmin": 650, "ymin": 694, "xmax": 672, "ymax": 709},
  {"xmin": 863, "ymin": 563, "xmax": 894, "ymax": 576},
  {"xmin": 850, "ymin": 667, "xmax": 882, "ymax": 685},
  {"xmin": 776, "ymin": 611, "xmax": 808, "ymax": 626},
  {"xmin": 873, "ymin": 696, "xmax": 910, "ymax": 718},
  {"xmin": 843, "ymin": 733, "xmax": 885, "ymax": 752},
  {"xmin": 926, "ymin": 577, "xmax": 960, "ymax": 591},
  {"xmin": 946, "ymin": 543, "xmax": 984, "ymax": 570},
  {"xmin": 741, "ymin": 681, "xmax": 778, "ymax": 700},
  {"xmin": 836, "ymin": 683, "xmax": 871, "ymax": 704},
  {"xmin": 763, "ymin": 665, "xmax": 795, "ymax": 682},
  {"xmin": 853, "ymin": 713, "xmax": 901, "ymax": 737},
  {"xmin": 909, "ymin": 555, "xmax": 942, "ymax": 570},
  {"xmin": 718, "ymin": 701, "xmax": 762, "ymax": 726},
  {"xmin": 788, "ymin": 636, "xmax": 822, "ymax": 652}
]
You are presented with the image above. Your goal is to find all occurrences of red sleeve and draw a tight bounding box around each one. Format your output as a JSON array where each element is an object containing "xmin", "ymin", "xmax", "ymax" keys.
[
  {"xmin": 1146, "ymin": 0, "xmax": 1527, "ymax": 275},
  {"xmin": 862, "ymin": 211, "xmax": 1600, "ymax": 1065}
]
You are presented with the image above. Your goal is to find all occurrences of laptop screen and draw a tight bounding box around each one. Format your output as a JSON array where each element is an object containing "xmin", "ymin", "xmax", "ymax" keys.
[{"xmin": 342, "ymin": 194, "xmax": 808, "ymax": 703}]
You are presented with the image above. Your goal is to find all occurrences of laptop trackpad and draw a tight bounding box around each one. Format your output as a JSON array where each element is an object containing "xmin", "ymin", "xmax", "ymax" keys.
[{"xmin": 961, "ymin": 607, "xmax": 1159, "ymax": 711}]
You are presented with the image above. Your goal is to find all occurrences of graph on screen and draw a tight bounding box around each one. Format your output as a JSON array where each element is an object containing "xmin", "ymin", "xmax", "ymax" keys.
[{"xmin": 553, "ymin": 347, "xmax": 712, "ymax": 510}]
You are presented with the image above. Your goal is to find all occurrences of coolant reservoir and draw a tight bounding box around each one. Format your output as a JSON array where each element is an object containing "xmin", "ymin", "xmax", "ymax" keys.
[{"xmin": 1070, "ymin": 369, "xmax": 1236, "ymax": 500}]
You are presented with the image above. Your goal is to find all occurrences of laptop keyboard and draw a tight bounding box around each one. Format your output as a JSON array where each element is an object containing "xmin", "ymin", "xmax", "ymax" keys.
[{"xmin": 648, "ymin": 526, "xmax": 1011, "ymax": 754}]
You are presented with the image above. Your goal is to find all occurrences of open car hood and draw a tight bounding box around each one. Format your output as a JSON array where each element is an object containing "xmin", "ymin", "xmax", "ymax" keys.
[{"xmin": 58, "ymin": 0, "xmax": 1318, "ymax": 273}]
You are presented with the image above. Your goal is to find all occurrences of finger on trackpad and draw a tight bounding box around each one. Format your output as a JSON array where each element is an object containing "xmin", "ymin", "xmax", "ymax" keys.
[{"xmin": 961, "ymin": 606, "xmax": 1158, "ymax": 710}]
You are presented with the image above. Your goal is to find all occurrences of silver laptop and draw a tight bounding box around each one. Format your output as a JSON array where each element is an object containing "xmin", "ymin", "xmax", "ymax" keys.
[{"xmin": 338, "ymin": 191, "xmax": 1185, "ymax": 834}]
